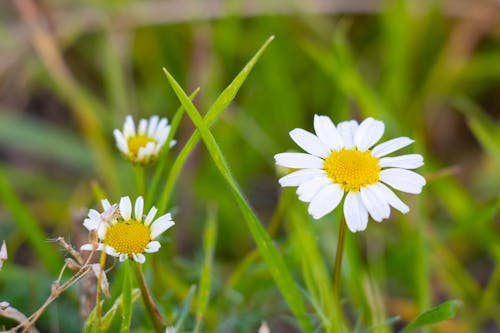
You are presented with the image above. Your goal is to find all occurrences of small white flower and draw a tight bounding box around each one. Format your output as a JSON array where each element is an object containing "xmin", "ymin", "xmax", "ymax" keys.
[
  {"xmin": 114, "ymin": 115, "xmax": 175, "ymax": 164},
  {"xmin": 0, "ymin": 240, "xmax": 7, "ymax": 270},
  {"xmin": 81, "ymin": 196, "xmax": 175, "ymax": 263},
  {"xmin": 275, "ymin": 115, "xmax": 425, "ymax": 232}
]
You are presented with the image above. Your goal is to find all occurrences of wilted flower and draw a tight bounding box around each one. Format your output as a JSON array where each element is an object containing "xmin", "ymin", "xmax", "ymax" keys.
[
  {"xmin": 275, "ymin": 115, "xmax": 425, "ymax": 232},
  {"xmin": 81, "ymin": 196, "xmax": 174, "ymax": 263}
]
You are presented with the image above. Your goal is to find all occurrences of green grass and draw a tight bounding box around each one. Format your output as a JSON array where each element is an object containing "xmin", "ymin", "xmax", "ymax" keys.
[{"xmin": 0, "ymin": 0, "xmax": 499, "ymax": 332}]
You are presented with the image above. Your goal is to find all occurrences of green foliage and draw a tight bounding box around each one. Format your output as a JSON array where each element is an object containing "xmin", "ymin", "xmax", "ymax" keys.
[
  {"xmin": 1, "ymin": 0, "xmax": 499, "ymax": 332},
  {"xmin": 401, "ymin": 300, "xmax": 461, "ymax": 333}
]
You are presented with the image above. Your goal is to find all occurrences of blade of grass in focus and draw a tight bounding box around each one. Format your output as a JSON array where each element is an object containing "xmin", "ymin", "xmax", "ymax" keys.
[
  {"xmin": 163, "ymin": 66, "xmax": 315, "ymax": 332},
  {"xmin": 156, "ymin": 35, "xmax": 275, "ymax": 214},
  {"xmin": 146, "ymin": 88, "xmax": 201, "ymax": 210}
]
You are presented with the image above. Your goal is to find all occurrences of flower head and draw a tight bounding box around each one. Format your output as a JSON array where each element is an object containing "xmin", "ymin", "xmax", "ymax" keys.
[
  {"xmin": 81, "ymin": 196, "xmax": 175, "ymax": 263},
  {"xmin": 275, "ymin": 115, "xmax": 425, "ymax": 232},
  {"xmin": 113, "ymin": 115, "xmax": 175, "ymax": 164}
]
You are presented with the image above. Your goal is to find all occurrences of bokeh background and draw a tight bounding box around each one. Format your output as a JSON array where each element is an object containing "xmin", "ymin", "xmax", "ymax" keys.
[{"xmin": 0, "ymin": 0, "xmax": 499, "ymax": 332}]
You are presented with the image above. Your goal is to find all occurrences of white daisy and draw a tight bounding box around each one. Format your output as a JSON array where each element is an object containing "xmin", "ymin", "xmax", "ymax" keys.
[
  {"xmin": 81, "ymin": 196, "xmax": 175, "ymax": 263},
  {"xmin": 113, "ymin": 115, "xmax": 175, "ymax": 164},
  {"xmin": 275, "ymin": 115, "xmax": 425, "ymax": 232}
]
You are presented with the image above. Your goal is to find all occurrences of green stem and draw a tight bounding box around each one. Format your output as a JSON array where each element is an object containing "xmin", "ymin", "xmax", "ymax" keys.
[
  {"xmin": 133, "ymin": 263, "xmax": 166, "ymax": 333},
  {"xmin": 95, "ymin": 249, "xmax": 107, "ymax": 331},
  {"xmin": 333, "ymin": 218, "xmax": 347, "ymax": 331},
  {"xmin": 134, "ymin": 165, "xmax": 145, "ymax": 197},
  {"xmin": 333, "ymin": 218, "xmax": 346, "ymax": 297}
]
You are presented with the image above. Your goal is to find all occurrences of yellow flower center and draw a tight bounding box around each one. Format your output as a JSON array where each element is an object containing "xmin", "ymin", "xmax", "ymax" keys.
[
  {"xmin": 324, "ymin": 148, "xmax": 381, "ymax": 192},
  {"xmin": 104, "ymin": 220, "xmax": 151, "ymax": 255},
  {"xmin": 127, "ymin": 135, "xmax": 157, "ymax": 157}
]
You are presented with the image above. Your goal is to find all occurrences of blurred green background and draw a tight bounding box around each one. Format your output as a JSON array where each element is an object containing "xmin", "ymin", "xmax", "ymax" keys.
[{"xmin": 0, "ymin": 0, "xmax": 499, "ymax": 332}]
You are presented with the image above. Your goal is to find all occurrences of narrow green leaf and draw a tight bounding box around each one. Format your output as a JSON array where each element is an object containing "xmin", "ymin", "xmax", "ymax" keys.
[
  {"xmin": 146, "ymin": 88, "xmax": 200, "ymax": 209},
  {"xmin": 156, "ymin": 35, "xmax": 275, "ymax": 214},
  {"xmin": 162, "ymin": 67, "xmax": 314, "ymax": 332},
  {"xmin": 194, "ymin": 206, "xmax": 218, "ymax": 333},
  {"xmin": 120, "ymin": 261, "xmax": 133, "ymax": 333},
  {"xmin": 0, "ymin": 168, "xmax": 61, "ymax": 275},
  {"xmin": 174, "ymin": 285, "xmax": 197, "ymax": 332},
  {"xmin": 401, "ymin": 300, "xmax": 461, "ymax": 333},
  {"xmin": 84, "ymin": 289, "xmax": 141, "ymax": 332}
]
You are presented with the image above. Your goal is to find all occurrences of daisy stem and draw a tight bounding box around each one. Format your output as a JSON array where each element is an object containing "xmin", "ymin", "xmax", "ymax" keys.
[
  {"xmin": 134, "ymin": 165, "xmax": 145, "ymax": 197},
  {"xmin": 333, "ymin": 217, "xmax": 346, "ymax": 309},
  {"xmin": 133, "ymin": 262, "xmax": 166, "ymax": 333},
  {"xmin": 95, "ymin": 249, "xmax": 107, "ymax": 330}
]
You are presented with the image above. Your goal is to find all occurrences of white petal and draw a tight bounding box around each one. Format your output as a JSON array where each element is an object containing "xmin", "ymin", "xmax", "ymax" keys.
[
  {"xmin": 371, "ymin": 182, "xmax": 409, "ymax": 214},
  {"xmin": 343, "ymin": 192, "xmax": 368, "ymax": 232},
  {"xmin": 274, "ymin": 152, "xmax": 324, "ymax": 169},
  {"xmin": 132, "ymin": 253, "xmax": 146, "ymax": 264},
  {"xmin": 278, "ymin": 169, "xmax": 326, "ymax": 187},
  {"xmin": 104, "ymin": 245, "xmax": 119, "ymax": 257},
  {"xmin": 307, "ymin": 184, "xmax": 344, "ymax": 219},
  {"xmin": 119, "ymin": 196, "xmax": 132, "ymax": 220},
  {"xmin": 83, "ymin": 218, "xmax": 99, "ymax": 231},
  {"xmin": 336, "ymin": 120, "xmax": 358, "ymax": 149},
  {"xmin": 155, "ymin": 119, "xmax": 168, "ymax": 138},
  {"xmin": 147, "ymin": 116, "xmax": 159, "ymax": 137},
  {"xmin": 169, "ymin": 139, "xmax": 177, "ymax": 148},
  {"xmin": 97, "ymin": 223, "xmax": 109, "ymax": 240},
  {"xmin": 372, "ymin": 137, "xmax": 414, "ymax": 157},
  {"xmin": 360, "ymin": 185, "xmax": 390, "ymax": 222},
  {"xmin": 145, "ymin": 206, "xmax": 158, "ymax": 226},
  {"xmin": 289, "ymin": 128, "xmax": 331, "ymax": 158},
  {"xmin": 379, "ymin": 154, "xmax": 424, "ymax": 169},
  {"xmin": 138, "ymin": 142, "xmax": 155, "ymax": 160},
  {"xmin": 354, "ymin": 118, "xmax": 385, "ymax": 151},
  {"xmin": 135, "ymin": 196, "xmax": 144, "ymax": 221},
  {"xmin": 150, "ymin": 216, "xmax": 175, "ymax": 239},
  {"xmin": 296, "ymin": 176, "xmax": 332, "ymax": 202},
  {"xmin": 88, "ymin": 209, "xmax": 100, "ymax": 221},
  {"xmin": 313, "ymin": 114, "xmax": 343, "ymax": 150},
  {"xmin": 80, "ymin": 243, "xmax": 98, "ymax": 251},
  {"xmin": 124, "ymin": 116, "xmax": 136, "ymax": 138},
  {"xmin": 119, "ymin": 254, "xmax": 128, "ymax": 262},
  {"xmin": 145, "ymin": 241, "xmax": 161, "ymax": 253},
  {"xmin": 380, "ymin": 168, "xmax": 426, "ymax": 194},
  {"xmin": 113, "ymin": 130, "xmax": 129, "ymax": 154},
  {"xmin": 138, "ymin": 119, "xmax": 147, "ymax": 135},
  {"xmin": 101, "ymin": 199, "xmax": 111, "ymax": 210}
]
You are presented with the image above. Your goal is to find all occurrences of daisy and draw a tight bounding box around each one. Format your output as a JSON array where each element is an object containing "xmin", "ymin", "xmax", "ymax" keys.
[
  {"xmin": 113, "ymin": 115, "xmax": 175, "ymax": 164},
  {"xmin": 81, "ymin": 196, "xmax": 175, "ymax": 263},
  {"xmin": 275, "ymin": 115, "xmax": 425, "ymax": 232}
]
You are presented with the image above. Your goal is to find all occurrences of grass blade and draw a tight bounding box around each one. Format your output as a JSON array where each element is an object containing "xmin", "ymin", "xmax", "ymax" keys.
[
  {"xmin": 146, "ymin": 88, "xmax": 200, "ymax": 209},
  {"xmin": 194, "ymin": 206, "xmax": 218, "ymax": 333},
  {"xmin": 401, "ymin": 300, "xmax": 461, "ymax": 333},
  {"xmin": 162, "ymin": 67, "xmax": 314, "ymax": 332},
  {"xmin": 156, "ymin": 35, "xmax": 275, "ymax": 214},
  {"xmin": 120, "ymin": 261, "xmax": 133, "ymax": 333}
]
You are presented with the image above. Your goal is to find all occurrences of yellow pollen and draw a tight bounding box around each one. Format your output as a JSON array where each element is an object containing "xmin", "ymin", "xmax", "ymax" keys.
[
  {"xmin": 324, "ymin": 148, "xmax": 381, "ymax": 192},
  {"xmin": 104, "ymin": 220, "xmax": 151, "ymax": 256},
  {"xmin": 127, "ymin": 135, "xmax": 157, "ymax": 157}
]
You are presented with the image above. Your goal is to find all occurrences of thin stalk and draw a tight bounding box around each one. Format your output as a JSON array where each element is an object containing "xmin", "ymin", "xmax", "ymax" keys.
[
  {"xmin": 134, "ymin": 165, "xmax": 145, "ymax": 197},
  {"xmin": 133, "ymin": 263, "xmax": 166, "ymax": 333},
  {"xmin": 333, "ymin": 218, "xmax": 347, "ymax": 331},
  {"xmin": 95, "ymin": 250, "xmax": 107, "ymax": 331},
  {"xmin": 333, "ymin": 218, "xmax": 347, "ymax": 296}
]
